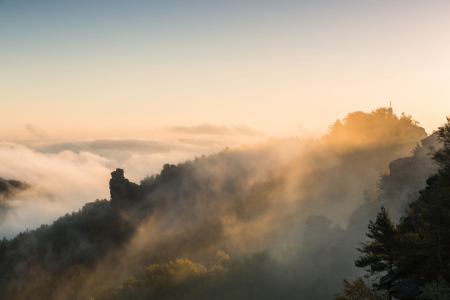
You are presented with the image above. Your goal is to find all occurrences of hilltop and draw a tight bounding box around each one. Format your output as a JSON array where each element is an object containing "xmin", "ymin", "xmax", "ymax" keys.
[{"xmin": 0, "ymin": 108, "xmax": 433, "ymax": 300}]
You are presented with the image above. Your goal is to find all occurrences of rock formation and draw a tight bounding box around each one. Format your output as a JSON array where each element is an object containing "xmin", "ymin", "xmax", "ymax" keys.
[{"xmin": 109, "ymin": 168, "xmax": 142, "ymax": 209}]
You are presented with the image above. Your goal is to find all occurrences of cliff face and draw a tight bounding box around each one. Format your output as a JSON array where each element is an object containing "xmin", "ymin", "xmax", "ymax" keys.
[
  {"xmin": 298, "ymin": 134, "xmax": 440, "ymax": 300},
  {"xmin": 377, "ymin": 171, "xmax": 440, "ymax": 300},
  {"xmin": 375, "ymin": 134, "xmax": 448, "ymax": 300},
  {"xmin": 347, "ymin": 133, "xmax": 439, "ymax": 240}
]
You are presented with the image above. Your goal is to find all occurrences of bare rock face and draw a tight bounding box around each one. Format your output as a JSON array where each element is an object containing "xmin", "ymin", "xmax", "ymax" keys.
[{"xmin": 109, "ymin": 168, "xmax": 141, "ymax": 209}]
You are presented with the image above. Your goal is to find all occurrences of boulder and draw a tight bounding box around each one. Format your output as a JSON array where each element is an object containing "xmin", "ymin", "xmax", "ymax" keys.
[
  {"xmin": 380, "ymin": 269, "xmax": 426, "ymax": 300},
  {"xmin": 390, "ymin": 278, "xmax": 426, "ymax": 300}
]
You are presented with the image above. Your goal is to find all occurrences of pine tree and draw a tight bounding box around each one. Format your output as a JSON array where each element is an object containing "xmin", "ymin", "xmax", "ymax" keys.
[
  {"xmin": 431, "ymin": 116, "xmax": 450, "ymax": 169},
  {"xmin": 355, "ymin": 206, "xmax": 399, "ymax": 299},
  {"xmin": 416, "ymin": 276, "xmax": 450, "ymax": 300}
]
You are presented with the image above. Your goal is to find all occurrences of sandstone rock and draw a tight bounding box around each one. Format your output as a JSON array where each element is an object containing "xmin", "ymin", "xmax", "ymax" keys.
[{"xmin": 109, "ymin": 168, "xmax": 142, "ymax": 209}]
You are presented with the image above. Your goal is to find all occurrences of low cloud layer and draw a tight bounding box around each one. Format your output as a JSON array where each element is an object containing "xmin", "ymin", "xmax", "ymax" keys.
[
  {"xmin": 25, "ymin": 124, "xmax": 46, "ymax": 138},
  {"xmin": 34, "ymin": 139, "xmax": 204, "ymax": 163},
  {"xmin": 0, "ymin": 108, "xmax": 437, "ymax": 300},
  {"xmin": 0, "ymin": 178, "xmax": 30, "ymax": 223},
  {"xmin": 167, "ymin": 123, "xmax": 264, "ymax": 137},
  {"xmin": 0, "ymin": 138, "xmax": 248, "ymax": 238}
]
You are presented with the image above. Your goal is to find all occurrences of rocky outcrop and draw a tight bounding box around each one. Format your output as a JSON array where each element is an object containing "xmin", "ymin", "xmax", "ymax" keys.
[
  {"xmin": 378, "ymin": 137, "xmax": 441, "ymax": 299},
  {"xmin": 347, "ymin": 133, "xmax": 439, "ymax": 238},
  {"xmin": 380, "ymin": 269, "xmax": 426, "ymax": 300},
  {"xmin": 347, "ymin": 134, "xmax": 440, "ymax": 299},
  {"xmin": 109, "ymin": 168, "xmax": 142, "ymax": 209},
  {"xmin": 377, "ymin": 134, "xmax": 439, "ymax": 196},
  {"xmin": 380, "ymin": 172, "xmax": 440, "ymax": 299},
  {"xmin": 390, "ymin": 279, "xmax": 426, "ymax": 300}
]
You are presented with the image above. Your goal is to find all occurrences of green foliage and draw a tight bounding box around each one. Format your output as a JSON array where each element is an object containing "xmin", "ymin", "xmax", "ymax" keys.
[
  {"xmin": 431, "ymin": 116, "xmax": 450, "ymax": 169},
  {"xmin": 94, "ymin": 247, "xmax": 330, "ymax": 300},
  {"xmin": 96, "ymin": 259, "xmax": 208, "ymax": 300},
  {"xmin": 355, "ymin": 206, "xmax": 400, "ymax": 277},
  {"xmin": 212, "ymin": 250, "xmax": 230, "ymax": 268},
  {"xmin": 416, "ymin": 277, "xmax": 450, "ymax": 300},
  {"xmin": 415, "ymin": 188, "xmax": 450, "ymax": 271},
  {"xmin": 334, "ymin": 277, "xmax": 388, "ymax": 300},
  {"xmin": 326, "ymin": 107, "xmax": 425, "ymax": 149},
  {"xmin": 0, "ymin": 107, "xmax": 431, "ymax": 300},
  {"xmin": 350, "ymin": 116, "xmax": 450, "ymax": 298},
  {"xmin": 392, "ymin": 117, "xmax": 450, "ymax": 278}
]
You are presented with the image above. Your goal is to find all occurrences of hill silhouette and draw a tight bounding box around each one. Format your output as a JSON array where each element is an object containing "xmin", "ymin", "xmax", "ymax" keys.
[{"xmin": 0, "ymin": 108, "xmax": 433, "ymax": 300}]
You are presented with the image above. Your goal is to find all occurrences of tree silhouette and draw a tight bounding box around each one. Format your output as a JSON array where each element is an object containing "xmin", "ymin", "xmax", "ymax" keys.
[
  {"xmin": 334, "ymin": 277, "xmax": 388, "ymax": 300},
  {"xmin": 355, "ymin": 206, "xmax": 399, "ymax": 299}
]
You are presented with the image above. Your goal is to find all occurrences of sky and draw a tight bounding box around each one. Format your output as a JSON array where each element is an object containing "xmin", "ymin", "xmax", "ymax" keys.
[{"xmin": 1, "ymin": 0, "xmax": 449, "ymax": 142}]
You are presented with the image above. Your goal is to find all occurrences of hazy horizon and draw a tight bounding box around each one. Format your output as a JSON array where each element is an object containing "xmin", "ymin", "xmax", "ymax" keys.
[
  {"xmin": 0, "ymin": 107, "xmax": 435, "ymax": 239},
  {"xmin": 1, "ymin": 0, "xmax": 449, "ymax": 142}
]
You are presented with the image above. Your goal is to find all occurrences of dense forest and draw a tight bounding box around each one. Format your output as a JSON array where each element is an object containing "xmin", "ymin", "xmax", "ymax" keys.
[
  {"xmin": 0, "ymin": 108, "xmax": 445, "ymax": 300},
  {"xmin": 335, "ymin": 116, "xmax": 450, "ymax": 300}
]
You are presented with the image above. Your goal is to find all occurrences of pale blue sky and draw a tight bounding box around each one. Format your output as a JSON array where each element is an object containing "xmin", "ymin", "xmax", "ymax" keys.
[{"xmin": 1, "ymin": 0, "xmax": 449, "ymax": 140}]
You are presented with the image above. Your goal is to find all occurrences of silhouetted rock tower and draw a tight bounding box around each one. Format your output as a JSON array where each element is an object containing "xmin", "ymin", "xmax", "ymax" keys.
[{"xmin": 109, "ymin": 168, "xmax": 141, "ymax": 209}]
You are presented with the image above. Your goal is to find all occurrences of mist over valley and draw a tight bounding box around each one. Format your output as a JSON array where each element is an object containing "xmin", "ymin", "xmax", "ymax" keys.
[{"xmin": 1, "ymin": 108, "xmax": 444, "ymax": 300}]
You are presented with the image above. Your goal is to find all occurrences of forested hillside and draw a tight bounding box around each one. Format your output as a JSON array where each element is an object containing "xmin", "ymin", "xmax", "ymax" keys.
[
  {"xmin": 334, "ymin": 117, "xmax": 450, "ymax": 300},
  {"xmin": 0, "ymin": 108, "xmax": 436, "ymax": 300}
]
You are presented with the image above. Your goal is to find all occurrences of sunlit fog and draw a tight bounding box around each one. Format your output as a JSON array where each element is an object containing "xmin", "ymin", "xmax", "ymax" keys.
[{"xmin": 1, "ymin": 1, "xmax": 450, "ymax": 299}]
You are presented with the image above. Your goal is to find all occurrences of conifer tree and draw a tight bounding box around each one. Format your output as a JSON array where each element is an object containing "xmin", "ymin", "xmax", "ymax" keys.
[
  {"xmin": 431, "ymin": 116, "xmax": 450, "ymax": 169},
  {"xmin": 416, "ymin": 116, "xmax": 450, "ymax": 273},
  {"xmin": 355, "ymin": 206, "xmax": 399, "ymax": 300},
  {"xmin": 416, "ymin": 276, "xmax": 450, "ymax": 300}
]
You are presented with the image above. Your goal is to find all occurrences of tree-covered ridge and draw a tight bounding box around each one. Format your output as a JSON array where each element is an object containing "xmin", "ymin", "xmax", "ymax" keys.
[
  {"xmin": 95, "ymin": 247, "xmax": 329, "ymax": 300},
  {"xmin": 325, "ymin": 108, "xmax": 425, "ymax": 150},
  {"xmin": 396, "ymin": 117, "xmax": 450, "ymax": 280},
  {"xmin": 0, "ymin": 178, "xmax": 30, "ymax": 223},
  {"xmin": 335, "ymin": 116, "xmax": 450, "ymax": 300},
  {"xmin": 0, "ymin": 108, "xmax": 431, "ymax": 300}
]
